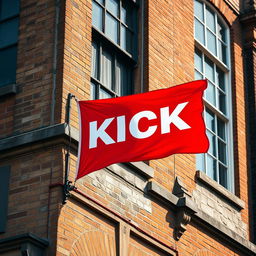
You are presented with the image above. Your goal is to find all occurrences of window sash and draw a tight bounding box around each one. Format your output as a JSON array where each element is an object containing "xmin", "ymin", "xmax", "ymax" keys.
[
  {"xmin": 92, "ymin": 0, "xmax": 135, "ymax": 55},
  {"xmin": 195, "ymin": 48, "xmax": 228, "ymax": 117},
  {"xmin": 194, "ymin": 1, "xmax": 233, "ymax": 191},
  {"xmin": 194, "ymin": 0, "xmax": 228, "ymax": 66},
  {"xmin": 91, "ymin": 41, "xmax": 132, "ymax": 99},
  {"xmin": 194, "ymin": 52, "xmax": 233, "ymax": 190}
]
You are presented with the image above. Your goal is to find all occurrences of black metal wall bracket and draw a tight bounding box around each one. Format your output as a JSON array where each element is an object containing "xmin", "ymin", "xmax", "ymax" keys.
[
  {"xmin": 63, "ymin": 180, "xmax": 76, "ymax": 204},
  {"xmin": 62, "ymin": 93, "xmax": 77, "ymax": 204}
]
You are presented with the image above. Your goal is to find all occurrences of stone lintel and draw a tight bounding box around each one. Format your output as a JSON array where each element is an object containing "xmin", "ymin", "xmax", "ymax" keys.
[
  {"xmin": 0, "ymin": 123, "xmax": 78, "ymax": 154},
  {"xmin": 147, "ymin": 180, "xmax": 256, "ymax": 254},
  {"xmin": 0, "ymin": 233, "xmax": 49, "ymax": 255},
  {"xmin": 193, "ymin": 211, "xmax": 256, "ymax": 255},
  {"xmin": 147, "ymin": 181, "xmax": 179, "ymax": 208},
  {"xmin": 196, "ymin": 171, "xmax": 245, "ymax": 210},
  {"xmin": 125, "ymin": 162, "xmax": 154, "ymax": 179},
  {"xmin": 0, "ymin": 84, "xmax": 17, "ymax": 97}
]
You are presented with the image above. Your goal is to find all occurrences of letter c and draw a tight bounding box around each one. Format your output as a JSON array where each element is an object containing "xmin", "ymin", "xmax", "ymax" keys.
[{"xmin": 129, "ymin": 111, "xmax": 157, "ymax": 139}]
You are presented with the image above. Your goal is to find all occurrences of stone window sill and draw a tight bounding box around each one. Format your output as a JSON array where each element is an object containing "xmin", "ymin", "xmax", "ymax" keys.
[
  {"xmin": 195, "ymin": 170, "xmax": 245, "ymax": 210},
  {"xmin": 0, "ymin": 84, "xmax": 17, "ymax": 97}
]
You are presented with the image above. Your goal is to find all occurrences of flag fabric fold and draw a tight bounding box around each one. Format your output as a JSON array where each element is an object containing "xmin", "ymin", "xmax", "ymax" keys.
[{"xmin": 76, "ymin": 80, "xmax": 209, "ymax": 180}]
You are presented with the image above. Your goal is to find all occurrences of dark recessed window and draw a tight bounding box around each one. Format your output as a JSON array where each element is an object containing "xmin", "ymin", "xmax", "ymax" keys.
[
  {"xmin": 0, "ymin": 0, "xmax": 20, "ymax": 87},
  {"xmin": 0, "ymin": 165, "xmax": 10, "ymax": 233}
]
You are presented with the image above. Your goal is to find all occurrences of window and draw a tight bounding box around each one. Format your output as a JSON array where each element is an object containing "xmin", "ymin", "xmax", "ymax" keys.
[
  {"xmin": 0, "ymin": 0, "xmax": 19, "ymax": 87},
  {"xmin": 0, "ymin": 166, "xmax": 10, "ymax": 233},
  {"xmin": 194, "ymin": 0, "xmax": 234, "ymax": 191},
  {"xmin": 91, "ymin": 0, "xmax": 137, "ymax": 99}
]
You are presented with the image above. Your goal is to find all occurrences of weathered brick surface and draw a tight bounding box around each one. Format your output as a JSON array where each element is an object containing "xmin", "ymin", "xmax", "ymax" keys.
[
  {"xmin": 0, "ymin": 146, "xmax": 63, "ymax": 256},
  {"xmin": 14, "ymin": 0, "xmax": 56, "ymax": 134}
]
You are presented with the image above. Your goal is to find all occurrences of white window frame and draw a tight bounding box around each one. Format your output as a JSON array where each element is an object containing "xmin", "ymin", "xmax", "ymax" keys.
[{"xmin": 194, "ymin": 0, "xmax": 234, "ymax": 192}]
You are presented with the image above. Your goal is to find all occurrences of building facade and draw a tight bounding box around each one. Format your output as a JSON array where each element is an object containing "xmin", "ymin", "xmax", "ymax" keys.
[{"xmin": 0, "ymin": 0, "xmax": 256, "ymax": 255}]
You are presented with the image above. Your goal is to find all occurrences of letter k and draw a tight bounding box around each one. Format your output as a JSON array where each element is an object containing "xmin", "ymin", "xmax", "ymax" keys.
[
  {"xmin": 161, "ymin": 102, "xmax": 191, "ymax": 134},
  {"xmin": 89, "ymin": 118, "xmax": 115, "ymax": 149}
]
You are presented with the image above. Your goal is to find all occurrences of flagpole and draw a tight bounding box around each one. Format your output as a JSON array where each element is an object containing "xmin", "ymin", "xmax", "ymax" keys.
[{"xmin": 63, "ymin": 93, "xmax": 76, "ymax": 204}]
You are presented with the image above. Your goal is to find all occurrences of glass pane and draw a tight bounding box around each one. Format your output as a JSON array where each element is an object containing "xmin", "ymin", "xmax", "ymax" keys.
[
  {"xmin": 91, "ymin": 42, "xmax": 99, "ymax": 79},
  {"xmin": 218, "ymin": 40, "xmax": 227, "ymax": 64},
  {"xmin": 195, "ymin": 48, "xmax": 203, "ymax": 72},
  {"xmin": 0, "ymin": 0, "xmax": 19, "ymax": 20},
  {"xmin": 207, "ymin": 155, "xmax": 217, "ymax": 181},
  {"xmin": 106, "ymin": 0, "xmax": 119, "ymax": 17},
  {"xmin": 99, "ymin": 88, "xmax": 112, "ymax": 99},
  {"xmin": 205, "ymin": 81, "xmax": 216, "ymax": 106},
  {"xmin": 195, "ymin": 19, "xmax": 205, "ymax": 45},
  {"xmin": 194, "ymin": 0, "xmax": 204, "ymax": 22},
  {"xmin": 90, "ymin": 82, "xmax": 96, "ymax": 99},
  {"xmin": 207, "ymin": 130, "xmax": 216, "ymax": 156},
  {"xmin": 205, "ymin": 108, "xmax": 215, "ymax": 132},
  {"xmin": 217, "ymin": 19, "xmax": 226, "ymax": 42},
  {"xmin": 102, "ymin": 50, "xmax": 113, "ymax": 89},
  {"xmin": 121, "ymin": 25, "xmax": 126, "ymax": 51},
  {"xmin": 121, "ymin": 1, "xmax": 132, "ymax": 27},
  {"xmin": 0, "ymin": 46, "xmax": 17, "ymax": 87},
  {"xmin": 217, "ymin": 118, "xmax": 226, "ymax": 140},
  {"xmin": 218, "ymin": 90, "xmax": 226, "ymax": 114},
  {"xmin": 92, "ymin": 1, "xmax": 103, "ymax": 31},
  {"xmin": 207, "ymin": 29, "xmax": 217, "ymax": 55},
  {"xmin": 219, "ymin": 164, "xmax": 227, "ymax": 188},
  {"xmin": 116, "ymin": 61, "xmax": 131, "ymax": 96},
  {"xmin": 196, "ymin": 153, "xmax": 205, "ymax": 171},
  {"xmin": 195, "ymin": 71, "xmax": 203, "ymax": 80},
  {"xmin": 206, "ymin": 6, "xmax": 215, "ymax": 32},
  {"xmin": 105, "ymin": 13, "xmax": 118, "ymax": 44},
  {"xmin": 0, "ymin": 18, "xmax": 19, "ymax": 48},
  {"xmin": 121, "ymin": 25, "xmax": 132, "ymax": 53},
  {"xmin": 216, "ymin": 67, "xmax": 225, "ymax": 91},
  {"xmin": 218, "ymin": 139, "xmax": 227, "ymax": 164},
  {"xmin": 116, "ymin": 65, "xmax": 121, "ymax": 96},
  {"xmin": 116, "ymin": 61, "xmax": 124, "ymax": 96},
  {"xmin": 95, "ymin": 0, "xmax": 104, "ymax": 4},
  {"xmin": 205, "ymin": 56, "xmax": 214, "ymax": 82}
]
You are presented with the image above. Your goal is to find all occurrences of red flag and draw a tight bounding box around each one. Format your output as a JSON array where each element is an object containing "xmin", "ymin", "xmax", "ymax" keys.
[{"xmin": 76, "ymin": 80, "xmax": 209, "ymax": 180}]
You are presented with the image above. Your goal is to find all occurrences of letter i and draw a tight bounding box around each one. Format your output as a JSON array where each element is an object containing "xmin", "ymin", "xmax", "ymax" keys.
[{"xmin": 117, "ymin": 116, "xmax": 126, "ymax": 142}]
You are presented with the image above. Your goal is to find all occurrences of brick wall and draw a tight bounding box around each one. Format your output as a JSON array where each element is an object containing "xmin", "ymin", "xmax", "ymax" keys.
[{"xmin": 57, "ymin": 0, "xmax": 253, "ymax": 254}]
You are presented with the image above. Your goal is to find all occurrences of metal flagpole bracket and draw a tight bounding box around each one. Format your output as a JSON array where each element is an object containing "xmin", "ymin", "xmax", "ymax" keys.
[
  {"xmin": 63, "ymin": 179, "xmax": 76, "ymax": 204},
  {"xmin": 63, "ymin": 93, "xmax": 77, "ymax": 204}
]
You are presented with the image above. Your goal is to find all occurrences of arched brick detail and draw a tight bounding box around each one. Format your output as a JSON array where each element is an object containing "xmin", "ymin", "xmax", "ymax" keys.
[
  {"xmin": 70, "ymin": 230, "xmax": 116, "ymax": 256},
  {"xmin": 193, "ymin": 249, "xmax": 217, "ymax": 256}
]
